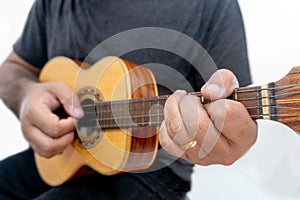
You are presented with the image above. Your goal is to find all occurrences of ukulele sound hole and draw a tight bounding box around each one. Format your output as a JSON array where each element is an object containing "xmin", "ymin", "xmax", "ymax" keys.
[
  {"xmin": 77, "ymin": 99, "xmax": 96, "ymax": 137},
  {"xmin": 75, "ymin": 98, "xmax": 102, "ymax": 149}
]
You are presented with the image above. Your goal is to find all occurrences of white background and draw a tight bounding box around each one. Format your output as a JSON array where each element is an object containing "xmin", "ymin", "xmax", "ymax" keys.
[{"xmin": 1, "ymin": 1, "xmax": 300, "ymax": 199}]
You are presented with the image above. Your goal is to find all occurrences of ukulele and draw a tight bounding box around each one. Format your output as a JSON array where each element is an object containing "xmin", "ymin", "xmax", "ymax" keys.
[{"xmin": 35, "ymin": 56, "xmax": 300, "ymax": 186}]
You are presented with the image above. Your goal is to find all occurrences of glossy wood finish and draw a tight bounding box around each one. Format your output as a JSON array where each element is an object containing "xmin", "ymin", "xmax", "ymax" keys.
[
  {"xmin": 274, "ymin": 67, "xmax": 300, "ymax": 133},
  {"xmin": 36, "ymin": 56, "xmax": 159, "ymax": 186}
]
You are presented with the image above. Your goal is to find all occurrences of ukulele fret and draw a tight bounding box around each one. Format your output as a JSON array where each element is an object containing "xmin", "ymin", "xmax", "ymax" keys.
[{"xmin": 256, "ymin": 86, "xmax": 262, "ymax": 119}]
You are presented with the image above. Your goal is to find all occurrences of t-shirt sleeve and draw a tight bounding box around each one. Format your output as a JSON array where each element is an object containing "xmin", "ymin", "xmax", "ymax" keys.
[
  {"xmin": 202, "ymin": 0, "xmax": 252, "ymax": 87},
  {"xmin": 13, "ymin": 0, "xmax": 48, "ymax": 69}
]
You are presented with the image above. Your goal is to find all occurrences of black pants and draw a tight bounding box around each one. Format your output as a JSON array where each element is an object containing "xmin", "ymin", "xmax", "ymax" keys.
[{"xmin": 0, "ymin": 148, "xmax": 190, "ymax": 199}]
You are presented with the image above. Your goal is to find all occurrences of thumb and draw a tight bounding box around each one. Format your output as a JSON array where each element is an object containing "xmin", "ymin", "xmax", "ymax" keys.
[{"xmin": 201, "ymin": 69, "xmax": 239, "ymax": 101}]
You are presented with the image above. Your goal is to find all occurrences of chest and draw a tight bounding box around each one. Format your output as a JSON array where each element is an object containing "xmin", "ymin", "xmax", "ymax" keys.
[{"xmin": 45, "ymin": 1, "xmax": 205, "ymax": 60}]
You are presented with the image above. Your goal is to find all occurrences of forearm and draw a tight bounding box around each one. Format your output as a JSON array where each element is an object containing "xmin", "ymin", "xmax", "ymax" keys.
[{"xmin": 0, "ymin": 52, "xmax": 40, "ymax": 117}]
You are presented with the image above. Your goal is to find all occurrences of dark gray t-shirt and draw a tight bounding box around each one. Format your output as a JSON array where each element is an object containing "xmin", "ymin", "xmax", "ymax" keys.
[{"xmin": 14, "ymin": 0, "xmax": 251, "ymax": 183}]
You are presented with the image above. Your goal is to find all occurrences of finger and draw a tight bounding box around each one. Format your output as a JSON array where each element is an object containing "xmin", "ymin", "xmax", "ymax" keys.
[
  {"xmin": 47, "ymin": 82, "xmax": 84, "ymax": 119},
  {"xmin": 26, "ymin": 126, "xmax": 74, "ymax": 158},
  {"xmin": 174, "ymin": 99, "xmax": 232, "ymax": 162},
  {"xmin": 159, "ymin": 120, "xmax": 185, "ymax": 157},
  {"xmin": 165, "ymin": 91, "xmax": 219, "ymax": 149},
  {"xmin": 178, "ymin": 95, "xmax": 202, "ymax": 143},
  {"xmin": 160, "ymin": 118, "xmax": 230, "ymax": 165},
  {"xmin": 201, "ymin": 69, "xmax": 239, "ymax": 101},
  {"xmin": 197, "ymin": 121, "xmax": 221, "ymax": 159},
  {"xmin": 162, "ymin": 91, "xmax": 227, "ymax": 159},
  {"xmin": 163, "ymin": 90, "xmax": 187, "ymax": 144},
  {"xmin": 205, "ymin": 99, "xmax": 257, "ymax": 146},
  {"xmin": 31, "ymin": 103, "xmax": 76, "ymax": 138},
  {"xmin": 171, "ymin": 95, "xmax": 205, "ymax": 146}
]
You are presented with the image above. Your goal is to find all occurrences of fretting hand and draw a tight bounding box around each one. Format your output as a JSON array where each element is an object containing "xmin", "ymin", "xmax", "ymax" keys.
[{"xmin": 159, "ymin": 69, "xmax": 257, "ymax": 165}]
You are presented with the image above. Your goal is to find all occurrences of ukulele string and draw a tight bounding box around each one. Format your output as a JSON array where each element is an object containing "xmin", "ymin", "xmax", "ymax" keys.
[
  {"xmin": 77, "ymin": 112, "xmax": 300, "ymax": 130},
  {"xmin": 75, "ymin": 83, "xmax": 300, "ymax": 126},
  {"xmin": 80, "ymin": 103, "xmax": 300, "ymax": 129},
  {"xmin": 79, "ymin": 86, "xmax": 300, "ymax": 128},
  {"xmin": 80, "ymin": 96, "xmax": 300, "ymax": 117},
  {"xmin": 80, "ymin": 99, "xmax": 300, "ymax": 118},
  {"xmin": 81, "ymin": 105, "xmax": 300, "ymax": 123},
  {"xmin": 80, "ymin": 103, "xmax": 300, "ymax": 120},
  {"xmin": 79, "ymin": 83, "xmax": 300, "ymax": 109}
]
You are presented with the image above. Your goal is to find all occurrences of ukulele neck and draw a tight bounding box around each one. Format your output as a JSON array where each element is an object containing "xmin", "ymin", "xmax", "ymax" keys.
[
  {"xmin": 84, "ymin": 64, "xmax": 300, "ymax": 135},
  {"xmin": 91, "ymin": 83, "xmax": 277, "ymax": 129}
]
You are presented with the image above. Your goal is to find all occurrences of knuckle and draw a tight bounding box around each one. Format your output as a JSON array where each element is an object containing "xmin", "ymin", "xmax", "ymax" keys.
[
  {"xmin": 224, "ymin": 101, "xmax": 239, "ymax": 121},
  {"xmin": 48, "ymin": 126, "xmax": 61, "ymax": 137},
  {"xmin": 166, "ymin": 120, "xmax": 181, "ymax": 138},
  {"xmin": 214, "ymin": 144, "xmax": 234, "ymax": 166},
  {"xmin": 53, "ymin": 81, "xmax": 65, "ymax": 89},
  {"xmin": 159, "ymin": 138, "xmax": 169, "ymax": 149},
  {"xmin": 61, "ymin": 94, "xmax": 73, "ymax": 105},
  {"xmin": 63, "ymin": 132, "xmax": 74, "ymax": 146},
  {"xmin": 52, "ymin": 82, "xmax": 73, "ymax": 103},
  {"xmin": 159, "ymin": 123, "xmax": 169, "ymax": 148},
  {"xmin": 221, "ymin": 156, "xmax": 236, "ymax": 166},
  {"xmin": 196, "ymin": 117, "xmax": 209, "ymax": 135},
  {"xmin": 40, "ymin": 142, "xmax": 56, "ymax": 157},
  {"xmin": 39, "ymin": 151, "xmax": 53, "ymax": 159},
  {"xmin": 220, "ymin": 148, "xmax": 238, "ymax": 166},
  {"xmin": 36, "ymin": 144, "xmax": 54, "ymax": 158},
  {"xmin": 210, "ymin": 100, "xmax": 238, "ymax": 121},
  {"xmin": 159, "ymin": 137, "xmax": 170, "ymax": 150}
]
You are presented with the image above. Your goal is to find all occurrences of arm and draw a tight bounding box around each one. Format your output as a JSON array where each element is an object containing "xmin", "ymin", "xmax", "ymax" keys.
[
  {"xmin": 0, "ymin": 52, "xmax": 83, "ymax": 158},
  {"xmin": 159, "ymin": 69, "xmax": 257, "ymax": 165},
  {"xmin": 0, "ymin": 52, "xmax": 40, "ymax": 116}
]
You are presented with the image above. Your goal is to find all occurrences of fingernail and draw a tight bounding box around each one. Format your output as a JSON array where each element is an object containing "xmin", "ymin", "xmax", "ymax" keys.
[
  {"xmin": 174, "ymin": 90, "xmax": 187, "ymax": 101},
  {"xmin": 174, "ymin": 90, "xmax": 187, "ymax": 94},
  {"xmin": 73, "ymin": 108, "xmax": 84, "ymax": 118},
  {"xmin": 205, "ymin": 84, "xmax": 225, "ymax": 99}
]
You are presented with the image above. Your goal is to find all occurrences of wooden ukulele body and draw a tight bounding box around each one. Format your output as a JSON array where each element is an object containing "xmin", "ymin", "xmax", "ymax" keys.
[{"xmin": 35, "ymin": 56, "xmax": 159, "ymax": 186}]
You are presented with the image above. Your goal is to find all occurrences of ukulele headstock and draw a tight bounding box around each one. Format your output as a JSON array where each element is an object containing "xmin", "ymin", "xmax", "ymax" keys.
[{"xmin": 274, "ymin": 66, "xmax": 300, "ymax": 133}]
